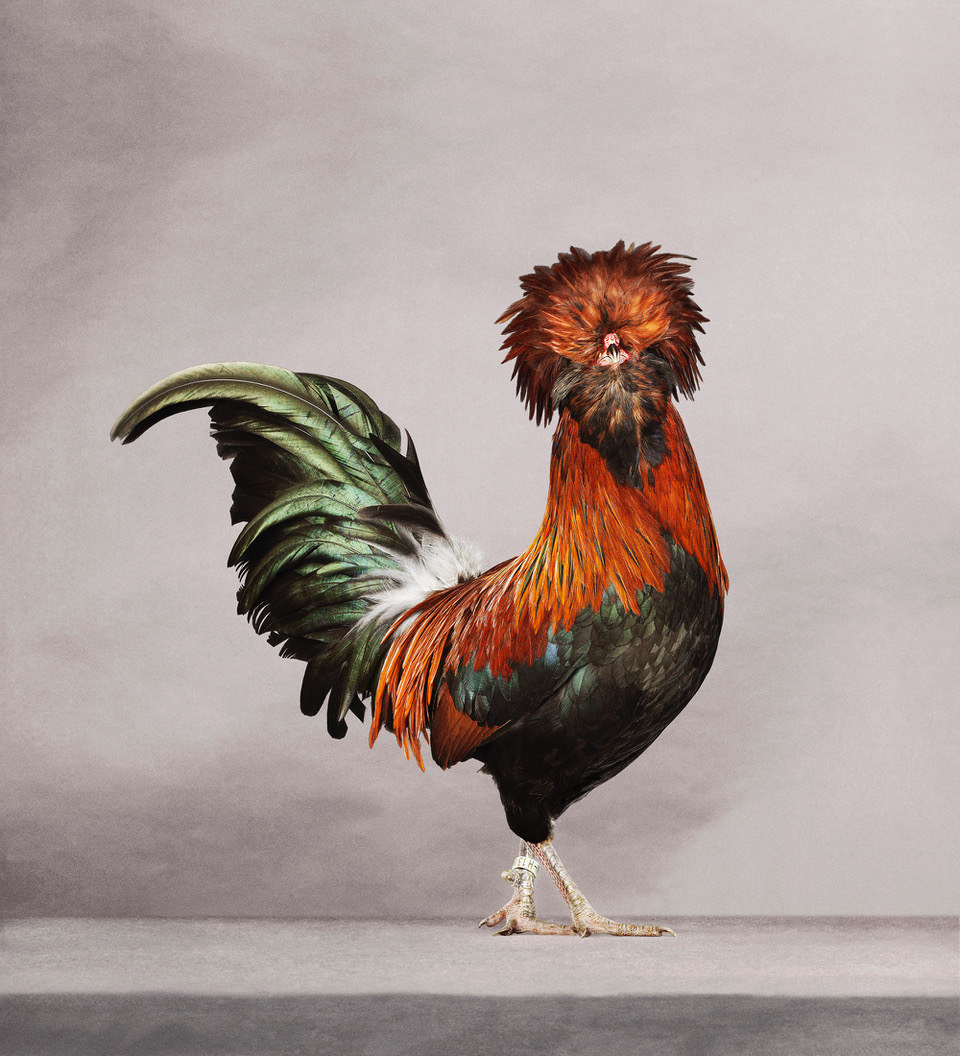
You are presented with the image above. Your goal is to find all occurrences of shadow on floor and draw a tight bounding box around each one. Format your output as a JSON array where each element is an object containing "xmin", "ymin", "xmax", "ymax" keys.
[{"xmin": 1, "ymin": 994, "xmax": 956, "ymax": 1056}]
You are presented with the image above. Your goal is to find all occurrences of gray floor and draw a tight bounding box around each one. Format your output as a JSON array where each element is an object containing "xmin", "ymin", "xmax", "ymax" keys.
[{"xmin": 2, "ymin": 918, "xmax": 957, "ymax": 1055}]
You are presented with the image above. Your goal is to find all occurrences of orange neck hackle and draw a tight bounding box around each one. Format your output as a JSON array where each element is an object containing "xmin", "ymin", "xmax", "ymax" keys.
[{"xmin": 370, "ymin": 405, "xmax": 727, "ymax": 770}]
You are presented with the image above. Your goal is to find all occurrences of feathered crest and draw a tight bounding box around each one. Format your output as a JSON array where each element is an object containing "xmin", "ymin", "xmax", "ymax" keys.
[{"xmin": 498, "ymin": 241, "xmax": 707, "ymax": 424}]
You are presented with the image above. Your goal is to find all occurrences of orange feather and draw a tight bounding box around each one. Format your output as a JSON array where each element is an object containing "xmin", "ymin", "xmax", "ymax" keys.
[{"xmin": 372, "ymin": 406, "xmax": 727, "ymax": 769}]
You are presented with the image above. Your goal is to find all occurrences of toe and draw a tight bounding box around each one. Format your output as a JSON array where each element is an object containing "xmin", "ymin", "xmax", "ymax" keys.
[
  {"xmin": 479, "ymin": 909, "xmax": 508, "ymax": 928},
  {"xmin": 508, "ymin": 915, "xmax": 576, "ymax": 936},
  {"xmin": 574, "ymin": 912, "xmax": 676, "ymax": 937},
  {"xmin": 481, "ymin": 909, "xmax": 576, "ymax": 936}
]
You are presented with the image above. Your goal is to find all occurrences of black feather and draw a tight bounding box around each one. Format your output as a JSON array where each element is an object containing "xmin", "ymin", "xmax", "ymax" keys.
[
  {"xmin": 112, "ymin": 362, "xmax": 457, "ymax": 739},
  {"xmin": 360, "ymin": 503, "xmax": 445, "ymax": 538}
]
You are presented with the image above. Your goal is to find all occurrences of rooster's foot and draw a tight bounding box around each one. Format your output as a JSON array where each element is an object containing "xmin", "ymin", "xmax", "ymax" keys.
[
  {"xmin": 479, "ymin": 848, "xmax": 575, "ymax": 935},
  {"xmin": 529, "ymin": 838, "xmax": 676, "ymax": 938}
]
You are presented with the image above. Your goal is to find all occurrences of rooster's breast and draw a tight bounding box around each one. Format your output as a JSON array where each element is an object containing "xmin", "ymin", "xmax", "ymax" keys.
[{"xmin": 473, "ymin": 541, "xmax": 723, "ymax": 843}]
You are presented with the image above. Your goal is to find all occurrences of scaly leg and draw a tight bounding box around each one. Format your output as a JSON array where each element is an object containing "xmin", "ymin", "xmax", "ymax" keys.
[
  {"xmin": 479, "ymin": 842, "xmax": 575, "ymax": 935},
  {"xmin": 531, "ymin": 838, "xmax": 675, "ymax": 937}
]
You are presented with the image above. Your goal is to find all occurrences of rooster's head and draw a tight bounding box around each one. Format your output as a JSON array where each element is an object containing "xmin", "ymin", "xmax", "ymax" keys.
[{"xmin": 498, "ymin": 241, "xmax": 707, "ymax": 426}]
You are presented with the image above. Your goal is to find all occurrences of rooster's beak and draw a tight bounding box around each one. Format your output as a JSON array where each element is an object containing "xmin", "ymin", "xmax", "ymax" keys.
[{"xmin": 598, "ymin": 333, "xmax": 628, "ymax": 367}]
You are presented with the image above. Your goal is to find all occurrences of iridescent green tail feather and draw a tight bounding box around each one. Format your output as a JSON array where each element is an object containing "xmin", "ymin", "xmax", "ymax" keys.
[{"xmin": 111, "ymin": 362, "xmax": 452, "ymax": 738}]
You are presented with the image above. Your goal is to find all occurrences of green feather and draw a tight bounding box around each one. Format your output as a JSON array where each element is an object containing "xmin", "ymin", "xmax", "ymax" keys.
[
  {"xmin": 229, "ymin": 482, "xmax": 383, "ymax": 565},
  {"xmin": 306, "ymin": 374, "xmax": 403, "ymax": 451},
  {"xmin": 114, "ymin": 359, "xmax": 454, "ymax": 741}
]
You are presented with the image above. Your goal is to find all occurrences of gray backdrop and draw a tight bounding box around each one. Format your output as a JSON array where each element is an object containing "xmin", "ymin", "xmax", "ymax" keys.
[{"xmin": 2, "ymin": 0, "xmax": 957, "ymax": 920}]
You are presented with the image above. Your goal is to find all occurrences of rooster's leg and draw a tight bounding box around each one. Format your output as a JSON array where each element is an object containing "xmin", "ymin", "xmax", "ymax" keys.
[
  {"xmin": 531, "ymin": 838, "xmax": 675, "ymax": 937},
  {"xmin": 479, "ymin": 841, "xmax": 575, "ymax": 935}
]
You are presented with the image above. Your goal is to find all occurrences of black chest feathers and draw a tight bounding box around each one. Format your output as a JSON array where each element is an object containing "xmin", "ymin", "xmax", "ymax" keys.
[{"xmin": 475, "ymin": 543, "xmax": 723, "ymax": 843}]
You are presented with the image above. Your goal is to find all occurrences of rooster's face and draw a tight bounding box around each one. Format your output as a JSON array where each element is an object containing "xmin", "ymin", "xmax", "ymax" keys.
[{"xmin": 499, "ymin": 242, "xmax": 707, "ymax": 425}]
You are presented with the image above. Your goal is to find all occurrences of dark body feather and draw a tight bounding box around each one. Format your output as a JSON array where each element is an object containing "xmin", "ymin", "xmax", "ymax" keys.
[{"xmin": 474, "ymin": 543, "xmax": 723, "ymax": 843}]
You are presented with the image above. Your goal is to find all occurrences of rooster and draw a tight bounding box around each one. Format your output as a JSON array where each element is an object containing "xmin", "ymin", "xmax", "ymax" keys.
[{"xmin": 112, "ymin": 242, "xmax": 727, "ymax": 936}]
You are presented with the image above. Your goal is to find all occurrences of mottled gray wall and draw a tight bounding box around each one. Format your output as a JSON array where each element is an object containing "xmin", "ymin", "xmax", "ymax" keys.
[{"xmin": 2, "ymin": 0, "xmax": 957, "ymax": 919}]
